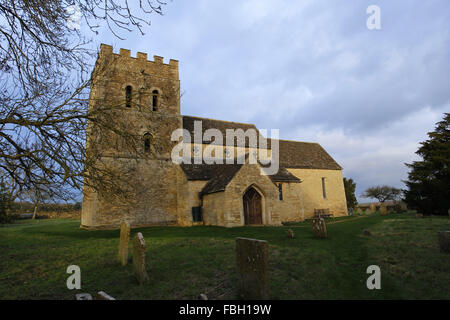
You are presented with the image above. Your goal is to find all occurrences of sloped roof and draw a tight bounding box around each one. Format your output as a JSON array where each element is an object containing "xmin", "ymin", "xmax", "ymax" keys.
[
  {"xmin": 274, "ymin": 139, "xmax": 342, "ymax": 170},
  {"xmin": 181, "ymin": 155, "xmax": 301, "ymax": 196},
  {"xmin": 265, "ymin": 165, "xmax": 302, "ymax": 183},
  {"xmin": 180, "ymin": 163, "xmax": 223, "ymax": 181},
  {"xmin": 182, "ymin": 116, "xmax": 341, "ymax": 170},
  {"xmin": 199, "ymin": 163, "xmax": 244, "ymax": 195},
  {"xmin": 182, "ymin": 115, "xmax": 270, "ymax": 148}
]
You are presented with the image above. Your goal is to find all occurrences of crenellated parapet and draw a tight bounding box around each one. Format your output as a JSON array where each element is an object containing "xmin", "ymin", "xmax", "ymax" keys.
[
  {"xmin": 98, "ymin": 43, "xmax": 179, "ymax": 80},
  {"xmin": 90, "ymin": 43, "xmax": 181, "ymax": 117}
]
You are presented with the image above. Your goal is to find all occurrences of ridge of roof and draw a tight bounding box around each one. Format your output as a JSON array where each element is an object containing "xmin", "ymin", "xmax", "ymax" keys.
[{"xmin": 182, "ymin": 115, "xmax": 257, "ymax": 128}]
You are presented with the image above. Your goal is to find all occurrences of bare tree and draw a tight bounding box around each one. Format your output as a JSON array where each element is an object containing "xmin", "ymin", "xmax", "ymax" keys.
[
  {"xmin": 21, "ymin": 187, "xmax": 51, "ymax": 219},
  {"xmin": 0, "ymin": 1, "xmax": 168, "ymax": 201},
  {"xmin": 361, "ymin": 185, "xmax": 402, "ymax": 203}
]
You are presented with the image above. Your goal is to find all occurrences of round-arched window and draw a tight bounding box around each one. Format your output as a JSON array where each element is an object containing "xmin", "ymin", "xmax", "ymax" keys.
[{"xmin": 143, "ymin": 133, "xmax": 151, "ymax": 153}]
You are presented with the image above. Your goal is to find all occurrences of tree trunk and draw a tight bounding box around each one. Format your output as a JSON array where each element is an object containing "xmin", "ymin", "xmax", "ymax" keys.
[{"xmin": 32, "ymin": 204, "xmax": 38, "ymax": 220}]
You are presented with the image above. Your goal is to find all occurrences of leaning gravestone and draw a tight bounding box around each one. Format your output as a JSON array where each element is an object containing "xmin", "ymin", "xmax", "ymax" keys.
[
  {"xmin": 312, "ymin": 218, "xmax": 327, "ymax": 238},
  {"xmin": 118, "ymin": 221, "xmax": 130, "ymax": 266},
  {"xmin": 380, "ymin": 205, "xmax": 387, "ymax": 215},
  {"xmin": 133, "ymin": 232, "xmax": 149, "ymax": 284},
  {"xmin": 438, "ymin": 231, "xmax": 450, "ymax": 253},
  {"xmin": 236, "ymin": 237, "xmax": 269, "ymax": 300}
]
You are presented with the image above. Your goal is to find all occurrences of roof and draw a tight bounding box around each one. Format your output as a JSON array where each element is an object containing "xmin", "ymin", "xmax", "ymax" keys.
[
  {"xmin": 181, "ymin": 157, "xmax": 301, "ymax": 196},
  {"xmin": 264, "ymin": 165, "xmax": 301, "ymax": 183},
  {"xmin": 182, "ymin": 115, "xmax": 270, "ymax": 148},
  {"xmin": 274, "ymin": 139, "xmax": 342, "ymax": 170},
  {"xmin": 182, "ymin": 116, "xmax": 341, "ymax": 170},
  {"xmin": 180, "ymin": 163, "xmax": 223, "ymax": 181},
  {"xmin": 199, "ymin": 163, "xmax": 244, "ymax": 195}
]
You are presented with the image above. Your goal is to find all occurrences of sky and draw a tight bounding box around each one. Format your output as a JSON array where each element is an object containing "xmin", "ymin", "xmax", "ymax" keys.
[{"xmin": 83, "ymin": 0, "xmax": 450, "ymax": 202}]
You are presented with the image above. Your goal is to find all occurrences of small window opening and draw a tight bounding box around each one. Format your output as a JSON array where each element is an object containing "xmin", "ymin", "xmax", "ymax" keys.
[
  {"xmin": 322, "ymin": 177, "xmax": 327, "ymax": 199},
  {"xmin": 152, "ymin": 90, "xmax": 159, "ymax": 111},
  {"xmin": 143, "ymin": 133, "xmax": 151, "ymax": 153},
  {"xmin": 125, "ymin": 85, "xmax": 132, "ymax": 108},
  {"xmin": 278, "ymin": 183, "xmax": 283, "ymax": 201}
]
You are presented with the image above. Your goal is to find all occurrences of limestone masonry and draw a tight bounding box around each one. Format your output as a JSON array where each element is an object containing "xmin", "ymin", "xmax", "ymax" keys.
[{"xmin": 81, "ymin": 44, "xmax": 348, "ymax": 229}]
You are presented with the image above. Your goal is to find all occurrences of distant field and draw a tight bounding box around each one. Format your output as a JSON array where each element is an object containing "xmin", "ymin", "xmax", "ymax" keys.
[{"xmin": 0, "ymin": 212, "xmax": 449, "ymax": 299}]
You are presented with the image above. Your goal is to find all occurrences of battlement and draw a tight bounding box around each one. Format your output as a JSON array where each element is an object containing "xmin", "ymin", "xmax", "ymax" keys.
[{"xmin": 99, "ymin": 43, "xmax": 179, "ymax": 68}]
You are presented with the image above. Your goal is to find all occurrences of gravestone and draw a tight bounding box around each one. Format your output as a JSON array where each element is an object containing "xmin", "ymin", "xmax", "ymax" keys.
[
  {"xmin": 118, "ymin": 221, "xmax": 130, "ymax": 266},
  {"xmin": 312, "ymin": 218, "xmax": 327, "ymax": 238},
  {"xmin": 287, "ymin": 229, "xmax": 294, "ymax": 239},
  {"xmin": 380, "ymin": 205, "xmax": 387, "ymax": 215},
  {"xmin": 236, "ymin": 237, "xmax": 269, "ymax": 300},
  {"xmin": 369, "ymin": 204, "xmax": 376, "ymax": 213},
  {"xmin": 438, "ymin": 231, "xmax": 450, "ymax": 253},
  {"xmin": 133, "ymin": 232, "xmax": 149, "ymax": 284},
  {"xmin": 75, "ymin": 293, "xmax": 92, "ymax": 300}
]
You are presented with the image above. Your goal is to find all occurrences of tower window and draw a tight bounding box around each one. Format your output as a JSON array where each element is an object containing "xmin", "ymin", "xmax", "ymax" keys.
[
  {"xmin": 322, "ymin": 177, "xmax": 327, "ymax": 199},
  {"xmin": 125, "ymin": 85, "xmax": 132, "ymax": 108},
  {"xmin": 152, "ymin": 90, "xmax": 159, "ymax": 111},
  {"xmin": 143, "ymin": 133, "xmax": 151, "ymax": 153},
  {"xmin": 278, "ymin": 183, "xmax": 283, "ymax": 201}
]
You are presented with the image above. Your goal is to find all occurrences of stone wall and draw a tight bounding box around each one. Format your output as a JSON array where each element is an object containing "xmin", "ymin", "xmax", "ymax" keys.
[
  {"xmin": 276, "ymin": 182, "xmax": 304, "ymax": 222},
  {"xmin": 82, "ymin": 159, "xmax": 181, "ymax": 229},
  {"xmin": 201, "ymin": 163, "xmax": 301, "ymax": 227},
  {"xmin": 287, "ymin": 168, "xmax": 348, "ymax": 218},
  {"xmin": 176, "ymin": 177, "xmax": 208, "ymax": 226}
]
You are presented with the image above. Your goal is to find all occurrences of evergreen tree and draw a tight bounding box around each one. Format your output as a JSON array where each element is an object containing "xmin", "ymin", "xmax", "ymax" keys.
[
  {"xmin": 403, "ymin": 113, "xmax": 450, "ymax": 215},
  {"xmin": 343, "ymin": 177, "xmax": 358, "ymax": 210}
]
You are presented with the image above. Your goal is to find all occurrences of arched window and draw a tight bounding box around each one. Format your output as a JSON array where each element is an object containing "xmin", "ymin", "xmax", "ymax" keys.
[
  {"xmin": 125, "ymin": 85, "xmax": 132, "ymax": 108},
  {"xmin": 152, "ymin": 90, "xmax": 159, "ymax": 111},
  {"xmin": 143, "ymin": 133, "xmax": 151, "ymax": 153}
]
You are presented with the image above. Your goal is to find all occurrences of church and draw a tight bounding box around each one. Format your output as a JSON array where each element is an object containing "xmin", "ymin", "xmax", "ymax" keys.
[{"xmin": 81, "ymin": 44, "xmax": 348, "ymax": 229}]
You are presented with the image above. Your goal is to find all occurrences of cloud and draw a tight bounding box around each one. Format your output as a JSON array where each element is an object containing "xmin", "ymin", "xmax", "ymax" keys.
[{"xmin": 290, "ymin": 105, "xmax": 448, "ymax": 201}]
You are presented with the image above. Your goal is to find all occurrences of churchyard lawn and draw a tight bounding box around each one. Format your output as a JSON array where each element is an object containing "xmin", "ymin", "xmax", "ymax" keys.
[{"xmin": 0, "ymin": 212, "xmax": 449, "ymax": 299}]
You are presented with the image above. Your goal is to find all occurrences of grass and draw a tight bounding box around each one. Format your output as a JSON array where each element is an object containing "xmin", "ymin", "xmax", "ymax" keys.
[{"xmin": 0, "ymin": 212, "xmax": 449, "ymax": 300}]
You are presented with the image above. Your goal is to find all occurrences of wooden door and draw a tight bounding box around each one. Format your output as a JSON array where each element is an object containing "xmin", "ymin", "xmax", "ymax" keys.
[{"xmin": 243, "ymin": 187, "xmax": 263, "ymax": 225}]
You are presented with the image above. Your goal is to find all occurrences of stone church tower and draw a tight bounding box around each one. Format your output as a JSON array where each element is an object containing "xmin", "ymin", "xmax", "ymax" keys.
[{"xmin": 82, "ymin": 44, "xmax": 186, "ymax": 229}]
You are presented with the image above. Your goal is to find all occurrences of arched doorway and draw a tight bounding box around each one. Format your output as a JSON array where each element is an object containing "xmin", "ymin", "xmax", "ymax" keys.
[{"xmin": 243, "ymin": 187, "xmax": 263, "ymax": 225}]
